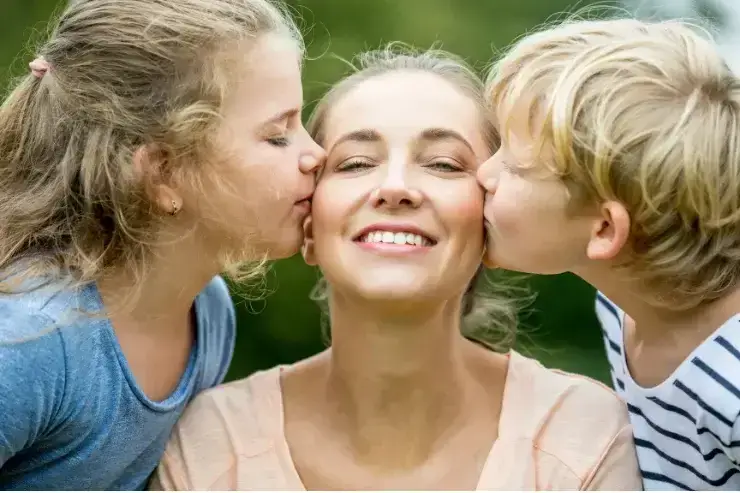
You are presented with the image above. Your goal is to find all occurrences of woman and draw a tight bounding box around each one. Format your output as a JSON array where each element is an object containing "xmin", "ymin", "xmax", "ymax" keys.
[{"xmin": 153, "ymin": 46, "xmax": 641, "ymax": 490}]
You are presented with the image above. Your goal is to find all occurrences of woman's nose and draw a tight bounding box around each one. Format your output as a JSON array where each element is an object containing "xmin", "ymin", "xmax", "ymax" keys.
[{"xmin": 371, "ymin": 166, "xmax": 423, "ymax": 209}]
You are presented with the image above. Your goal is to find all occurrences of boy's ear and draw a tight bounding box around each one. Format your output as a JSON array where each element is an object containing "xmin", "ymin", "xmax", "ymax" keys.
[
  {"xmin": 301, "ymin": 215, "xmax": 317, "ymax": 266},
  {"xmin": 586, "ymin": 201, "xmax": 630, "ymax": 261}
]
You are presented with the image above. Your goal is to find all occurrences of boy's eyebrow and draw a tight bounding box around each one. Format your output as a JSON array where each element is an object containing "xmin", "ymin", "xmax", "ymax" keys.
[{"xmin": 416, "ymin": 127, "xmax": 475, "ymax": 154}]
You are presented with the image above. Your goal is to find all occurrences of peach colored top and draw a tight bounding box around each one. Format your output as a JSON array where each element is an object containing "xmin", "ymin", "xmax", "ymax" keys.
[{"xmin": 151, "ymin": 351, "xmax": 642, "ymax": 491}]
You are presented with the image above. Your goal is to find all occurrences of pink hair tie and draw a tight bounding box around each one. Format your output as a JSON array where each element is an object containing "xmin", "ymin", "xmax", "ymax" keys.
[{"xmin": 29, "ymin": 57, "xmax": 50, "ymax": 79}]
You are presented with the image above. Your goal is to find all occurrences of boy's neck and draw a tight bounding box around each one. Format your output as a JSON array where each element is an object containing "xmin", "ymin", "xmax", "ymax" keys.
[
  {"xmin": 585, "ymin": 270, "xmax": 740, "ymax": 386},
  {"xmin": 583, "ymin": 268, "xmax": 740, "ymax": 340}
]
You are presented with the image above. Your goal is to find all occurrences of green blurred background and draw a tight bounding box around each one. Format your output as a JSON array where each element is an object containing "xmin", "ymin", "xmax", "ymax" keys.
[{"xmin": 1, "ymin": 0, "xmax": 619, "ymax": 384}]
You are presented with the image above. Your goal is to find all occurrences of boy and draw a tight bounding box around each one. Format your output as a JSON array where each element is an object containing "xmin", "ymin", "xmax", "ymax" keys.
[{"xmin": 478, "ymin": 18, "xmax": 740, "ymax": 490}]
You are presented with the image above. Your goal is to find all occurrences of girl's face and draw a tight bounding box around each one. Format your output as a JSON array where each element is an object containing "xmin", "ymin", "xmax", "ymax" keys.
[
  {"xmin": 194, "ymin": 33, "xmax": 326, "ymax": 260},
  {"xmin": 303, "ymin": 71, "xmax": 491, "ymax": 305}
]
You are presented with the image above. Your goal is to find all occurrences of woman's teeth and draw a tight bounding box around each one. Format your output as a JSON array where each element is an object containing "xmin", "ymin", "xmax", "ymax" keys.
[{"xmin": 360, "ymin": 231, "xmax": 432, "ymax": 246}]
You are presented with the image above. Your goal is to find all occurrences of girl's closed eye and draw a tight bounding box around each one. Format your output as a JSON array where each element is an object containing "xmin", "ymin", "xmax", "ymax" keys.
[{"xmin": 267, "ymin": 136, "xmax": 290, "ymax": 147}]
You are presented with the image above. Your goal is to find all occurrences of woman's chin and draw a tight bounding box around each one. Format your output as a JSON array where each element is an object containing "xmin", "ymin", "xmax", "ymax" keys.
[{"xmin": 338, "ymin": 281, "xmax": 441, "ymax": 306}]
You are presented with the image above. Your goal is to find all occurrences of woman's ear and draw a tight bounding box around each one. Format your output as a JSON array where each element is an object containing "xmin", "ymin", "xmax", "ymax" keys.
[
  {"xmin": 301, "ymin": 215, "xmax": 317, "ymax": 265},
  {"xmin": 132, "ymin": 144, "xmax": 183, "ymax": 216}
]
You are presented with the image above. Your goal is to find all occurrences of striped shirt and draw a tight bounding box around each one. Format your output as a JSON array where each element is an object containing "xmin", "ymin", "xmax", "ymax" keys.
[{"xmin": 596, "ymin": 292, "xmax": 740, "ymax": 490}]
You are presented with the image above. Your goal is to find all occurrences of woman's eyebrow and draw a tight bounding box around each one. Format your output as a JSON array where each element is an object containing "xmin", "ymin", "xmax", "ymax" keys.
[
  {"xmin": 331, "ymin": 128, "xmax": 383, "ymax": 149},
  {"xmin": 330, "ymin": 128, "xmax": 384, "ymax": 151},
  {"xmin": 415, "ymin": 127, "xmax": 474, "ymax": 154}
]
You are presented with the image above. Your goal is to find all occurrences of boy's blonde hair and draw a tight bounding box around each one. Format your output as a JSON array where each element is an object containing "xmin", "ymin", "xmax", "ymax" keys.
[
  {"xmin": 308, "ymin": 44, "xmax": 523, "ymax": 350},
  {"xmin": 0, "ymin": 0, "xmax": 301, "ymax": 294},
  {"xmin": 488, "ymin": 18, "xmax": 740, "ymax": 310}
]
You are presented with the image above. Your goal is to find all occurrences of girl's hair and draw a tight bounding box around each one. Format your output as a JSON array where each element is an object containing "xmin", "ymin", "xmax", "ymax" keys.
[
  {"xmin": 0, "ymin": 0, "xmax": 301, "ymax": 294},
  {"xmin": 487, "ymin": 17, "xmax": 740, "ymax": 310},
  {"xmin": 307, "ymin": 44, "xmax": 524, "ymax": 350}
]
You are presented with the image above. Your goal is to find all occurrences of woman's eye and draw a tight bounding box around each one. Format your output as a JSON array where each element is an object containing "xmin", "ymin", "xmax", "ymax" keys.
[
  {"xmin": 425, "ymin": 160, "xmax": 464, "ymax": 172},
  {"xmin": 267, "ymin": 136, "xmax": 290, "ymax": 147},
  {"xmin": 336, "ymin": 159, "xmax": 374, "ymax": 172}
]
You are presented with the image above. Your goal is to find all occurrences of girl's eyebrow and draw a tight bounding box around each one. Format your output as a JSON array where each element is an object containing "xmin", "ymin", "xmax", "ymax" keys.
[{"xmin": 260, "ymin": 107, "xmax": 299, "ymax": 128}]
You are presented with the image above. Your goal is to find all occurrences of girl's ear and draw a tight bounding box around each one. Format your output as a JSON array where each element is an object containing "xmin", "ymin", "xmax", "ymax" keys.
[{"xmin": 132, "ymin": 144, "xmax": 182, "ymax": 215}]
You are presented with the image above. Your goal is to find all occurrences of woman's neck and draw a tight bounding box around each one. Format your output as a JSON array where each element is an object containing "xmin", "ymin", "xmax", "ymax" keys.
[{"xmin": 314, "ymin": 296, "xmax": 503, "ymax": 468}]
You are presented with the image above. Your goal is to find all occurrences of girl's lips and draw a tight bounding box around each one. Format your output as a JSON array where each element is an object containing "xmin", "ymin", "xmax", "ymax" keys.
[{"xmin": 293, "ymin": 199, "xmax": 311, "ymax": 214}]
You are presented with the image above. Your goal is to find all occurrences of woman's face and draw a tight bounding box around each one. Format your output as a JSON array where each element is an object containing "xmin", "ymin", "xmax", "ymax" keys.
[{"xmin": 304, "ymin": 71, "xmax": 491, "ymax": 304}]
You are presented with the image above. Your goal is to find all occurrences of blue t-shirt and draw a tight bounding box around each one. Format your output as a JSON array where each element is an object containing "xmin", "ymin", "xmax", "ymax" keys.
[{"xmin": 0, "ymin": 276, "xmax": 236, "ymax": 490}]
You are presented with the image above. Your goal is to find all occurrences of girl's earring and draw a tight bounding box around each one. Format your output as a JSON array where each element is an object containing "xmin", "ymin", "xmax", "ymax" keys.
[{"xmin": 169, "ymin": 200, "xmax": 181, "ymax": 216}]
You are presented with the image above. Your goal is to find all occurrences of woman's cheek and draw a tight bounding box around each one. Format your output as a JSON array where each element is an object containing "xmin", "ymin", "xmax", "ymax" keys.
[{"xmin": 447, "ymin": 182, "xmax": 485, "ymax": 221}]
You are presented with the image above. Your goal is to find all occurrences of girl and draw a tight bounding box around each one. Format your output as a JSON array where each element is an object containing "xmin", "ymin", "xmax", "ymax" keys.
[
  {"xmin": 152, "ymin": 46, "xmax": 641, "ymax": 490},
  {"xmin": 0, "ymin": 0, "xmax": 324, "ymax": 490}
]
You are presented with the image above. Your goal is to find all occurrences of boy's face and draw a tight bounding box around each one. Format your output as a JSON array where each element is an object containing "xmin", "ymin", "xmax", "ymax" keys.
[{"xmin": 476, "ymin": 124, "xmax": 597, "ymax": 274}]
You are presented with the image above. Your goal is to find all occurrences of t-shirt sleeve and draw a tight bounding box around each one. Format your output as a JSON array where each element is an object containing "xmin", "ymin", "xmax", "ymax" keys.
[
  {"xmin": 583, "ymin": 425, "xmax": 643, "ymax": 490},
  {"xmin": 530, "ymin": 363, "xmax": 641, "ymax": 491},
  {"xmin": 149, "ymin": 390, "xmax": 242, "ymax": 491},
  {"xmin": 212, "ymin": 281, "xmax": 236, "ymax": 385},
  {"xmin": 594, "ymin": 293, "xmax": 625, "ymax": 392},
  {"xmin": 0, "ymin": 312, "xmax": 67, "ymax": 467},
  {"xmin": 727, "ymin": 415, "xmax": 740, "ymax": 466},
  {"xmin": 196, "ymin": 276, "xmax": 236, "ymax": 389},
  {"xmin": 149, "ymin": 446, "xmax": 191, "ymax": 491}
]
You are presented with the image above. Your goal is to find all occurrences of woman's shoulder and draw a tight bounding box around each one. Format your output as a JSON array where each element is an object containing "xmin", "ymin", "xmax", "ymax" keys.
[
  {"xmin": 167, "ymin": 368, "xmax": 281, "ymax": 448},
  {"xmin": 156, "ymin": 366, "xmax": 285, "ymax": 489},
  {"xmin": 177, "ymin": 365, "xmax": 283, "ymax": 440},
  {"xmin": 505, "ymin": 351, "xmax": 634, "ymax": 485},
  {"xmin": 508, "ymin": 350, "xmax": 626, "ymax": 418}
]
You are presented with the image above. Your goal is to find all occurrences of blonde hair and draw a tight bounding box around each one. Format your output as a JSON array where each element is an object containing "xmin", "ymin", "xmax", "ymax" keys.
[
  {"xmin": 307, "ymin": 44, "xmax": 522, "ymax": 350},
  {"xmin": 488, "ymin": 18, "xmax": 740, "ymax": 310},
  {"xmin": 0, "ymin": 0, "xmax": 301, "ymax": 295}
]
